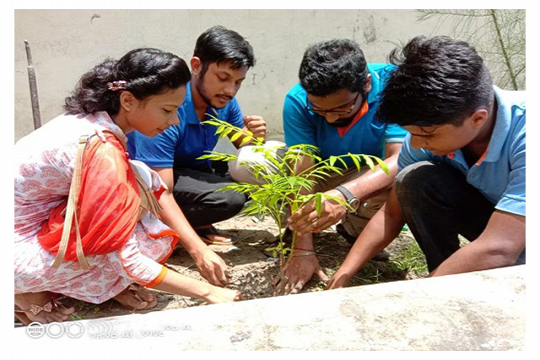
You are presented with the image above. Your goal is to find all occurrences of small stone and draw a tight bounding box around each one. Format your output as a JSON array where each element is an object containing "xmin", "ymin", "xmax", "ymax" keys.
[{"xmin": 230, "ymin": 330, "xmax": 252, "ymax": 343}]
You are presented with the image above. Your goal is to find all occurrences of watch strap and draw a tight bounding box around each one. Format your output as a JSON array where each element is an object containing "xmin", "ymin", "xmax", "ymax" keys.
[{"xmin": 335, "ymin": 185, "xmax": 359, "ymax": 211}]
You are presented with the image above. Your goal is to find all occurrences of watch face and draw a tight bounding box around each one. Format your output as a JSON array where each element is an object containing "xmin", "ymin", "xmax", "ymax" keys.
[{"xmin": 349, "ymin": 198, "xmax": 360, "ymax": 210}]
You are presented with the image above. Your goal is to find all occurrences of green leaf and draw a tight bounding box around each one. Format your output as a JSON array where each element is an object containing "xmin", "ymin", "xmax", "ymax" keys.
[
  {"xmin": 298, "ymin": 193, "xmax": 316, "ymax": 204},
  {"xmin": 315, "ymin": 192, "xmax": 322, "ymax": 216},
  {"xmin": 201, "ymin": 120, "xmax": 222, "ymax": 126},
  {"xmin": 309, "ymin": 168, "xmax": 330, "ymax": 178},
  {"xmin": 323, "ymin": 193, "xmax": 355, "ymax": 212},
  {"xmin": 215, "ymin": 125, "xmax": 225, "ymax": 135},
  {"xmin": 218, "ymin": 130, "xmax": 229, "ymax": 140},
  {"xmin": 240, "ymin": 136, "xmax": 252, "ymax": 147},
  {"xmin": 197, "ymin": 152, "xmax": 238, "ymax": 162},
  {"xmin": 373, "ymin": 156, "xmax": 390, "ymax": 175},
  {"xmin": 326, "ymin": 166, "xmax": 344, "ymax": 175},
  {"xmin": 287, "ymin": 178, "xmax": 297, "ymax": 188},
  {"xmin": 264, "ymin": 246, "xmax": 279, "ymax": 258},
  {"xmin": 224, "ymin": 128, "xmax": 235, "ymax": 139},
  {"xmin": 336, "ymin": 157, "xmax": 349, "ymax": 168},
  {"xmin": 362, "ymin": 155, "xmax": 375, "ymax": 172},
  {"xmin": 230, "ymin": 130, "xmax": 243, "ymax": 142},
  {"xmin": 329, "ymin": 156, "xmax": 337, "ymax": 167},
  {"xmin": 349, "ymin": 153, "xmax": 361, "ymax": 171},
  {"xmin": 308, "ymin": 173, "xmax": 328, "ymax": 180}
]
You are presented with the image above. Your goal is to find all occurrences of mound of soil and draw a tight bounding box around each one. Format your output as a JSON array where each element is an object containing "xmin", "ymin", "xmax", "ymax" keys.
[{"xmin": 62, "ymin": 215, "xmax": 426, "ymax": 321}]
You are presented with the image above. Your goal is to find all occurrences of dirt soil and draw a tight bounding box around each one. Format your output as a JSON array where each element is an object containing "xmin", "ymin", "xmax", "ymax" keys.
[{"xmin": 63, "ymin": 215, "xmax": 427, "ymax": 321}]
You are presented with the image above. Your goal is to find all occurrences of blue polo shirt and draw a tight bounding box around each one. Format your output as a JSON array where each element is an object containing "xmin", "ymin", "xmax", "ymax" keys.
[
  {"xmin": 398, "ymin": 87, "xmax": 526, "ymax": 216},
  {"xmin": 127, "ymin": 82, "xmax": 244, "ymax": 170},
  {"xmin": 283, "ymin": 63, "xmax": 407, "ymax": 167}
]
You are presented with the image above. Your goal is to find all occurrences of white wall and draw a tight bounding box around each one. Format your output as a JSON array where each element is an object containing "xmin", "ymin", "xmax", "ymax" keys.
[{"xmin": 15, "ymin": 9, "xmax": 455, "ymax": 141}]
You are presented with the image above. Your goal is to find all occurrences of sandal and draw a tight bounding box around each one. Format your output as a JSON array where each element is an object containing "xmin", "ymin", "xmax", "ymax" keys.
[
  {"xmin": 196, "ymin": 225, "xmax": 233, "ymax": 246},
  {"xmin": 14, "ymin": 297, "xmax": 71, "ymax": 325}
]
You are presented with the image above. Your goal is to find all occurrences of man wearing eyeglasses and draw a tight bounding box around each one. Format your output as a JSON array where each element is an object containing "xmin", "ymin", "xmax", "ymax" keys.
[{"xmin": 279, "ymin": 39, "xmax": 407, "ymax": 294}]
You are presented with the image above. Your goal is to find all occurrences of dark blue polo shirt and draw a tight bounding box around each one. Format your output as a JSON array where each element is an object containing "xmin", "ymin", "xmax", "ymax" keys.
[{"xmin": 127, "ymin": 82, "xmax": 244, "ymax": 170}]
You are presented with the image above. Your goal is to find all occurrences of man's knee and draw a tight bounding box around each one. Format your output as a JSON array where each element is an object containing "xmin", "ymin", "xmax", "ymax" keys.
[
  {"xmin": 211, "ymin": 189, "xmax": 247, "ymax": 215},
  {"xmin": 395, "ymin": 161, "xmax": 458, "ymax": 204},
  {"xmin": 229, "ymin": 191, "xmax": 248, "ymax": 214},
  {"xmin": 228, "ymin": 141, "xmax": 286, "ymax": 184}
]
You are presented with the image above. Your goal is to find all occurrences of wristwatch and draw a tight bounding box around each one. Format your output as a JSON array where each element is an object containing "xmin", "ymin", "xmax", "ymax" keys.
[{"xmin": 335, "ymin": 185, "xmax": 360, "ymax": 213}]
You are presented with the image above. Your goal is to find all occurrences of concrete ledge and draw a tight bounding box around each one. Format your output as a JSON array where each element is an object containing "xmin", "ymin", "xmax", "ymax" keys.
[{"xmin": 15, "ymin": 265, "xmax": 525, "ymax": 351}]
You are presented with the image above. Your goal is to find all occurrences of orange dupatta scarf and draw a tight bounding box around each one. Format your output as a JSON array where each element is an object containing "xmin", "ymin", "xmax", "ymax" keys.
[{"xmin": 38, "ymin": 133, "xmax": 141, "ymax": 262}]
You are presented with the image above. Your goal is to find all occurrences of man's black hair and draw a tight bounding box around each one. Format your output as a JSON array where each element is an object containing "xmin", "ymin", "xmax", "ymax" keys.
[
  {"xmin": 376, "ymin": 35, "xmax": 494, "ymax": 127},
  {"xmin": 194, "ymin": 25, "xmax": 255, "ymax": 77},
  {"xmin": 299, "ymin": 39, "xmax": 368, "ymax": 96}
]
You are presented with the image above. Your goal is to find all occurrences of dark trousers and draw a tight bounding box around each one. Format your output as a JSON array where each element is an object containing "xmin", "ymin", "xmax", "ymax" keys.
[
  {"xmin": 172, "ymin": 165, "xmax": 247, "ymax": 228},
  {"xmin": 395, "ymin": 161, "xmax": 525, "ymax": 272}
]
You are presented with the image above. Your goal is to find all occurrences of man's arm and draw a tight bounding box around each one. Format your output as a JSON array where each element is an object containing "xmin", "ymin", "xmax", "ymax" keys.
[
  {"xmin": 153, "ymin": 167, "xmax": 231, "ymax": 287},
  {"xmin": 432, "ymin": 116, "xmax": 526, "ymax": 275},
  {"xmin": 343, "ymin": 142, "xmax": 400, "ymax": 201},
  {"xmin": 289, "ymin": 142, "xmax": 401, "ymax": 235},
  {"xmin": 327, "ymin": 187, "xmax": 405, "ymax": 288},
  {"xmin": 430, "ymin": 210, "xmax": 525, "ymax": 276}
]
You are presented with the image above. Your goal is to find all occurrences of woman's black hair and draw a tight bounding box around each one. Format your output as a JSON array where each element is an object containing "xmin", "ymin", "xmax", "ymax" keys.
[
  {"xmin": 299, "ymin": 39, "xmax": 369, "ymax": 96},
  {"xmin": 376, "ymin": 36, "xmax": 494, "ymax": 127},
  {"xmin": 64, "ymin": 48, "xmax": 191, "ymax": 116}
]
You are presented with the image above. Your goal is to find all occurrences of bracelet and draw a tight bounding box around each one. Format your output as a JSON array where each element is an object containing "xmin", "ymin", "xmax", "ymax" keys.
[{"xmin": 291, "ymin": 251, "xmax": 316, "ymax": 257}]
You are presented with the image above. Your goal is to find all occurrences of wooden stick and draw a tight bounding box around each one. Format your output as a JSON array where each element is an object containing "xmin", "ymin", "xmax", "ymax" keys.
[{"xmin": 24, "ymin": 40, "xmax": 42, "ymax": 130}]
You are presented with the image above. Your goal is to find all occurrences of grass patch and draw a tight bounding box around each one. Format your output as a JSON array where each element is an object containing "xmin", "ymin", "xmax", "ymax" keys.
[{"xmin": 392, "ymin": 237, "xmax": 429, "ymax": 277}]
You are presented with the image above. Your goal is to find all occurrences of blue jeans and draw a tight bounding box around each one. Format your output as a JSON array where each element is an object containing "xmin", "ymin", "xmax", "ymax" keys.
[{"xmin": 395, "ymin": 161, "xmax": 525, "ymax": 272}]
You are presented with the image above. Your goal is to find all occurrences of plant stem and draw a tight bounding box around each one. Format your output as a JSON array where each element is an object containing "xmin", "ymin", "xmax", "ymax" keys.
[
  {"xmin": 291, "ymin": 229, "xmax": 297, "ymax": 251},
  {"xmin": 489, "ymin": 9, "xmax": 518, "ymax": 90}
]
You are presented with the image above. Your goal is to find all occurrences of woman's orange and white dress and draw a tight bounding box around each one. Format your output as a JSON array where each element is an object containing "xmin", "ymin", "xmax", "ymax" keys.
[{"xmin": 15, "ymin": 112, "xmax": 178, "ymax": 304}]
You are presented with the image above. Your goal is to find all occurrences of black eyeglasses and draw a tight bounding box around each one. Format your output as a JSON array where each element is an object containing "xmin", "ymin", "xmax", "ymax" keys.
[{"xmin": 305, "ymin": 92, "xmax": 361, "ymax": 115}]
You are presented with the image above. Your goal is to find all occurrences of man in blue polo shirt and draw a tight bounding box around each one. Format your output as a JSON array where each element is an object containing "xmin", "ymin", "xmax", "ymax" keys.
[
  {"xmin": 127, "ymin": 26, "xmax": 267, "ymax": 286},
  {"xmin": 281, "ymin": 39, "xmax": 407, "ymax": 294},
  {"xmin": 327, "ymin": 36, "xmax": 526, "ymax": 289}
]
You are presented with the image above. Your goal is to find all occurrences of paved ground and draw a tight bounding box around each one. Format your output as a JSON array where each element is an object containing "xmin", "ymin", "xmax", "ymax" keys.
[{"xmin": 14, "ymin": 265, "xmax": 525, "ymax": 351}]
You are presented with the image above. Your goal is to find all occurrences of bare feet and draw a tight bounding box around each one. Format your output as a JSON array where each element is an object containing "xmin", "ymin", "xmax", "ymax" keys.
[
  {"xmin": 113, "ymin": 284, "xmax": 158, "ymax": 310},
  {"xmin": 205, "ymin": 287, "xmax": 243, "ymax": 304},
  {"xmin": 15, "ymin": 292, "xmax": 75, "ymax": 325}
]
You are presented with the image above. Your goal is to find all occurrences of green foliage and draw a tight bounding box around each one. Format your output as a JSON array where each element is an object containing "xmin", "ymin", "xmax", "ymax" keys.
[
  {"xmin": 393, "ymin": 239, "xmax": 428, "ymax": 276},
  {"xmin": 199, "ymin": 115, "xmax": 389, "ymax": 272},
  {"xmin": 416, "ymin": 9, "xmax": 526, "ymax": 90}
]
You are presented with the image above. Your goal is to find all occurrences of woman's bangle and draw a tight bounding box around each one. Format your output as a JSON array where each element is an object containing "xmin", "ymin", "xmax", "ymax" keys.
[{"xmin": 291, "ymin": 251, "xmax": 316, "ymax": 257}]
